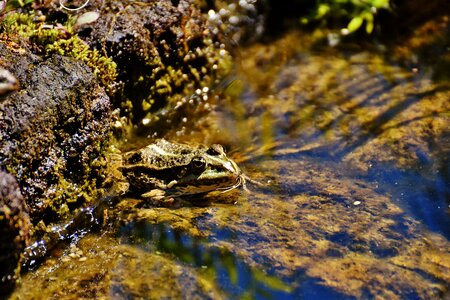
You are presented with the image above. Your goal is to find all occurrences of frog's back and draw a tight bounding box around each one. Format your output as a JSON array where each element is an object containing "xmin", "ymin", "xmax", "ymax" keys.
[{"xmin": 123, "ymin": 139, "xmax": 199, "ymax": 170}]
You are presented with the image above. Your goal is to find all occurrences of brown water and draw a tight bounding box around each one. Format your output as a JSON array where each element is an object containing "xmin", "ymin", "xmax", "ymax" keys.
[{"xmin": 12, "ymin": 31, "xmax": 450, "ymax": 299}]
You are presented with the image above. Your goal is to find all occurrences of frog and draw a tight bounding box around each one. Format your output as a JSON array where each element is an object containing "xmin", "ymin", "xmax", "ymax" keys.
[
  {"xmin": 120, "ymin": 139, "xmax": 244, "ymax": 204},
  {"xmin": 23, "ymin": 139, "xmax": 244, "ymax": 266}
]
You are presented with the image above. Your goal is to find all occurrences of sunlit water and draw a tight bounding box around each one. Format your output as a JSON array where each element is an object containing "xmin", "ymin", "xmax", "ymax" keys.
[{"xmin": 12, "ymin": 31, "xmax": 449, "ymax": 299}]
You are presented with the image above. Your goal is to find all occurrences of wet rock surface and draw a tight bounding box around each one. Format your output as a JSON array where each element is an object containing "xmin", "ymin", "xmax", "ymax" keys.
[
  {"xmin": 12, "ymin": 233, "xmax": 224, "ymax": 299},
  {"xmin": 0, "ymin": 43, "xmax": 112, "ymax": 222}
]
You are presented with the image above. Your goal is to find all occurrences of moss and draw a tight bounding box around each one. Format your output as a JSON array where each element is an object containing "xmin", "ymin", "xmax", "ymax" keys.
[
  {"xmin": 3, "ymin": 134, "xmax": 111, "ymax": 220},
  {"xmin": 0, "ymin": 12, "xmax": 117, "ymax": 93},
  {"xmin": 46, "ymin": 37, "xmax": 117, "ymax": 92},
  {"xmin": 127, "ymin": 36, "xmax": 232, "ymax": 125}
]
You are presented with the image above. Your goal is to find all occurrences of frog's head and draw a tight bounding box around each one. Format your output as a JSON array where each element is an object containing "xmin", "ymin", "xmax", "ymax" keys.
[{"xmin": 173, "ymin": 144, "xmax": 243, "ymax": 196}]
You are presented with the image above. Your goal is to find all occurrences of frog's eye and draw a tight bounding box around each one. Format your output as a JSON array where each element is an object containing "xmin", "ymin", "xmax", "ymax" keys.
[
  {"xmin": 206, "ymin": 144, "xmax": 224, "ymax": 156},
  {"xmin": 190, "ymin": 157, "xmax": 207, "ymax": 171}
]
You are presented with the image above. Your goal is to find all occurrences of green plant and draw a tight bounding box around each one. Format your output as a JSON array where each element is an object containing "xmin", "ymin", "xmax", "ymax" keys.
[{"xmin": 301, "ymin": 0, "xmax": 391, "ymax": 34}]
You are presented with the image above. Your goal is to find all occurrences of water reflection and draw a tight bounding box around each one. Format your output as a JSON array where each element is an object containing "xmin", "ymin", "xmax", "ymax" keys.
[
  {"xmin": 119, "ymin": 221, "xmax": 300, "ymax": 299},
  {"xmin": 367, "ymin": 163, "xmax": 450, "ymax": 239}
]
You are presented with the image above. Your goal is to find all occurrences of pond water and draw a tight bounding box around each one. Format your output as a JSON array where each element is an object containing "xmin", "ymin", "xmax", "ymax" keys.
[{"xmin": 12, "ymin": 31, "xmax": 450, "ymax": 299}]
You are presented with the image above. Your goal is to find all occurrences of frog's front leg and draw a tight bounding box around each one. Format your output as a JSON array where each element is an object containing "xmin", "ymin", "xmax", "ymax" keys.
[
  {"xmin": 162, "ymin": 180, "xmax": 178, "ymax": 189},
  {"xmin": 141, "ymin": 189, "xmax": 175, "ymax": 206},
  {"xmin": 145, "ymin": 179, "xmax": 178, "ymax": 190}
]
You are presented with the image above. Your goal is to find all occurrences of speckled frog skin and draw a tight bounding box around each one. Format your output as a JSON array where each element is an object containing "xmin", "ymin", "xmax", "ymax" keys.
[{"xmin": 121, "ymin": 139, "xmax": 243, "ymax": 202}]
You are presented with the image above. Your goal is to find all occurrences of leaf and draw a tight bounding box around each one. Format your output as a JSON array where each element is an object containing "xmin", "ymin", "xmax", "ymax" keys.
[
  {"xmin": 364, "ymin": 12, "xmax": 374, "ymax": 33},
  {"xmin": 365, "ymin": 20, "xmax": 374, "ymax": 33},
  {"xmin": 371, "ymin": 0, "xmax": 390, "ymax": 9},
  {"xmin": 75, "ymin": 11, "xmax": 100, "ymax": 27},
  {"xmin": 316, "ymin": 4, "xmax": 330, "ymax": 18},
  {"xmin": 347, "ymin": 16, "xmax": 363, "ymax": 33}
]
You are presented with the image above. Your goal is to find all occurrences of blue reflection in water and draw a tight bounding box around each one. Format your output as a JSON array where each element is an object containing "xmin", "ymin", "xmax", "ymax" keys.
[
  {"xmin": 366, "ymin": 160, "xmax": 450, "ymax": 239},
  {"xmin": 119, "ymin": 221, "xmax": 348, "ymax": 299},
  {"xmin": 270, "ymin": 144, "xmax": 450, "ymax": 240}
]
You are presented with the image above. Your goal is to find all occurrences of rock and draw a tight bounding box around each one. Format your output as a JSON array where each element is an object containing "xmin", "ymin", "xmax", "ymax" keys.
[
  {"xmin": 0, "ymin": 67, "xmax": 18, "ymax": 97},
  {"xmin": 0, "ymin": 42, "xmax": 112, "ymax": 222},
  {"xmin": 0, "ymin": 171, "xmax": 30, "ymax": 296},
  {"xmin": 71, "ymin": 0, "xmax": 233, "ymax": 130},
  {"xmin": 0, "ymin": 39, "xmax": 113, "ymax": 290}
]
